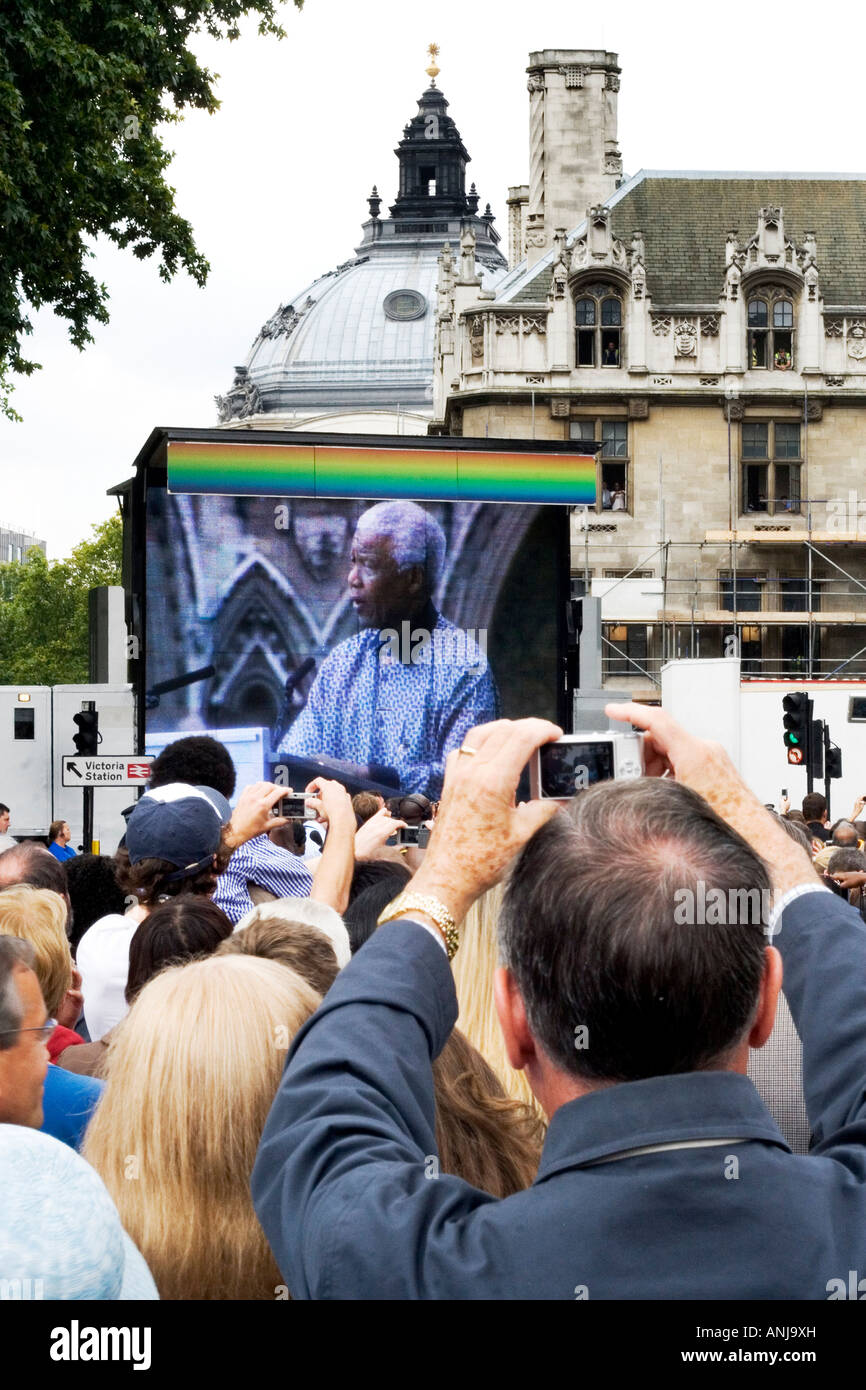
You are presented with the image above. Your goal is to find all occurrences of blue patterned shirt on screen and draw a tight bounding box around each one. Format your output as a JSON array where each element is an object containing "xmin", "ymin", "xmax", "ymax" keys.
[{"xmin": 280, "ymin": 613, "xmax": 499, "ymax": 799}]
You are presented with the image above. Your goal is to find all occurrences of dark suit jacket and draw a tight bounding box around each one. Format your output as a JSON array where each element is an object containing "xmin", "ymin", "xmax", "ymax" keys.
[{"xmin": 251, "ymin": 892, "xmax": 866, "ymax": 1299}]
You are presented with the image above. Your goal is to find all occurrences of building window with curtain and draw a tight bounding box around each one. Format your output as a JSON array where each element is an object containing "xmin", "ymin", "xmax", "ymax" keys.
[{"xmin": 741, "ymin": 420, "xmax": 801, "ymax": 515}]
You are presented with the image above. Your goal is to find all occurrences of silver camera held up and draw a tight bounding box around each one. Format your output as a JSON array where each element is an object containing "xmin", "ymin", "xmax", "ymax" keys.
[{"xmin": 530, "ymin": 731, "xmax": 645, "ymax": 801}]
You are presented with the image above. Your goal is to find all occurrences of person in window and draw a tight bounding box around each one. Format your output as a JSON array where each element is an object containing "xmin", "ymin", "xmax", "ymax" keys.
[
  {"xmin": 601, "ymin": 485, "xmax": 612, "ymax": 510},
  {"xmin": 602, "ymin": 340, "xmax": 620, "ymax": 366},
  {"xmin": 774, "ymin": 348, "xmax": 792, "ymax": 370},
  {"xmin": 611, "ymin": 487, "xmax": 626, "ymax": 512}
]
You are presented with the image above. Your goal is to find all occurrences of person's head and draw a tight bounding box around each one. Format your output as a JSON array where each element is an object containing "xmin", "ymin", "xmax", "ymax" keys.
[
  {"xmin": 234, "ymin": 897, "xmax": 351, "ymax": 968},
  {"xmin": 854, "ymin": 821, "xmax": 866, "ymax": 843},
  {"xmin": 0, "ymin": 842, "xmax": 68, "ymax": 901},
  {"xmin": 83, "ymin": 954, "xmax": 320, "ymax": 1299},
  {"xmin": 0, "ymin": 804, "xmax": 10, "ymax": 835},
  {"xmin": 785, "ymin": 808, "xmax": 807, "ymax": 824},
  {"xmin": 147, "ymin": 737, "xmax": 237, "ymax": 800},
  {"xmin": 125, "ymin": 897, "xmax": 233, "ymax": 1005},
  {"xmin": 268, "ymin": 820, "xmax": 306, "ymax": 854},
  {"xmin": 391, "ymin": 793, "xmax": 432, "ymax": 827},
  {"xmin": 431, "ymin": 1028, "xmax": 544, "ymax": 1198},
  {"xmin": 0, "ymin": 885, "xmax": 72, "ymax": 1017},
  {"xmin": 217, "ymin": 918, "xmax": 338, "ymax": 997},
  {"xmin": 48, "ymin": 820, "xmax": 71, "ymax": 847},
  {"xmin": 117, "ymin": 784, "xmax": 232, "ymax": 909},
  {"xmin": 802, "ymin": 792, "xmax": 827, "ymax": 825},
  {"xmin": 64, "ymin": 854, "xmax": 128, "ymax": 956},
  {"xmin": 496, "ymin": 779, "xmax": 781, "ymax": 1114},
  {"xmin": 826, "ymin": 847, "xmax": 866, "ymax": 877},
  {"xmin": 349, "ymin": 501, "xmax": 446, "ymax": 628},
  {"xmin": 830, "ymin": 819, "xmax": 859, "ymax": 848},
  {"xmin": 0, "ymin": 936, "xmax": 49, "ymax": 1128},
  {"xmin": 344, "ymin": 872, "xmax": 413, "ymax": 956},
  {"xmin": 348, "ymin": 857, "xmax": 412, "ymax": 907},
  {"xmin": 352, "ymin": 791, "xmax": 384, "ymax": 827}
]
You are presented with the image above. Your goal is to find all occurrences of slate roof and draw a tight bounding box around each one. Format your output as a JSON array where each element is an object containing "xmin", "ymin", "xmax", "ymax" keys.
[{"xmin": 500, "ymin": 172, "xmax": 866, "ymax": 309}]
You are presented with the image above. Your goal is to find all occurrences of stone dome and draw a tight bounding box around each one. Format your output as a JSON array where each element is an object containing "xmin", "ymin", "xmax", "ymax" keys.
[{"xmin": 216, "ymin": 80, "xmax": 508, "ymax": 426}]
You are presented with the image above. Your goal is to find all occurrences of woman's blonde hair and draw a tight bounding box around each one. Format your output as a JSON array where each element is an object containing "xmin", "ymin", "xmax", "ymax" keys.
[
  {"xmin": 0, "ymin": 884, "xmax": 71, "ymax": 1016},
  {"xmin": 83, "ymin": 953, "xmax": 320, "ymax": 1299},
  {"xmin": 451, "ymin": 884, "xmax": 544, "ymax": 1121}
]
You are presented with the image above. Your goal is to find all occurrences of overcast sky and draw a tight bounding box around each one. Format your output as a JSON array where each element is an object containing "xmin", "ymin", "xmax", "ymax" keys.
[{"xmin": 2, "ymin": 0, "xmax": 864, "ymax": 558}]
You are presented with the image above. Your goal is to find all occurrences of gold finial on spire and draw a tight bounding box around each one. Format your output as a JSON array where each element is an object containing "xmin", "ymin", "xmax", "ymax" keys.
[{"xmin": 426, "ymin": 42, "xmax": 440, "ymax": 85}]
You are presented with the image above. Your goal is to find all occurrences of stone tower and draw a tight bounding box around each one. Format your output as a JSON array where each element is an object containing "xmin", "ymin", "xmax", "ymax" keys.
[{"xmin": 524, "ymin": 49, "xmax": 623, "ymax": 266}]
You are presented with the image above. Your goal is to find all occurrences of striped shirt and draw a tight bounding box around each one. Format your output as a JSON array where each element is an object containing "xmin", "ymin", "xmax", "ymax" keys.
[{"xmin": 213, "ymin": 835, "xmax": 314, "ymax": 925}]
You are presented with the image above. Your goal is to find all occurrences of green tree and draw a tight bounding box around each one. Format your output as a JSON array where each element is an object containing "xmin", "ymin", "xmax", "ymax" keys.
[
  {"xmin": 0, "ymin": 515, "xmax": 122, "ymax": 683},
  {"xmin": 0, "ymin": 0, "xmax": 299, "ymax": 419}
]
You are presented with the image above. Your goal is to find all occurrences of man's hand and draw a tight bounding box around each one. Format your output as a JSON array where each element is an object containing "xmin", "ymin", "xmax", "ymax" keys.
[
  {"xmin": 410, "ymin": 718, "xmax": 563, "ymax": 925},
  {"xmin": 354, "ymin": 806, "xmax": 408, "ymax": 862},
  {"xmin": 224, "ymin": 782, "xmax": 289, "ymax": 850},
  {"xmin": 605, "ymin": 701, "xmax": 816, "ymax": 898},
  {"xmin": 829, "ymin": 869, "xmax": 866, "ymax": 892},
  {"xmin": 304, "ymin": 777, "xmax": 352, "ymax": 828}
]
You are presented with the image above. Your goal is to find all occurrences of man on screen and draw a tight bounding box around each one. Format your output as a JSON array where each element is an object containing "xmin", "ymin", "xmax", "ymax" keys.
[{"xmin": 280, "ymin": 501, "xmax": 498, "ymax": 799}]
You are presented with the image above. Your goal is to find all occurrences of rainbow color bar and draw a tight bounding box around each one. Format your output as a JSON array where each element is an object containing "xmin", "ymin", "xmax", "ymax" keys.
[{"xmin": 167, "ymin": 440, "xmax": 596, "ymax": 505}]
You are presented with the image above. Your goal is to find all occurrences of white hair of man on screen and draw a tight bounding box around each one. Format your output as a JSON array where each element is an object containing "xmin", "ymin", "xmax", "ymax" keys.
[{"xmin": 354, "ymin": 501, "xmax": 446, "ymax": 591}]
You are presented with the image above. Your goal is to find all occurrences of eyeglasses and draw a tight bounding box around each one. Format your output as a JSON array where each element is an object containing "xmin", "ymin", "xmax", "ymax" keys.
[{"xmin": 0, "ymin": 1019, "xmax": 57, "ymax": 1041}]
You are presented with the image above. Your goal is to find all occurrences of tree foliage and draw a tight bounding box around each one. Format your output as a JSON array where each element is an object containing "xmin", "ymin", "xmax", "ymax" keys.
[
  {"xmin": 0, "ymin": 515, "xmax": 122, "ymax": 683},
  {"xmin": 0, "ymin": 0, "xmax": 298, "ymax": 418}
]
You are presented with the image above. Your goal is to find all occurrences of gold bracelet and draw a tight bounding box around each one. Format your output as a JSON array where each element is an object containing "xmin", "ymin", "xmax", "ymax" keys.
[{"xmin": 377, "ymin": 891, "xmax": 460, "ymax": 960}]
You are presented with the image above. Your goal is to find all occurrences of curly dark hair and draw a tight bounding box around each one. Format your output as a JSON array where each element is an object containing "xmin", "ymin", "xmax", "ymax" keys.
[
  {"xmin": 147, "ymin": 736, "xmax": 236, "ymax": 799},
  {"xmin": 64, "ymin": 854, "xmax": 128, "ymax": 954},
  {"xmin": 114, "ymin": 842, "xmax": 232, "ymax": 909}
]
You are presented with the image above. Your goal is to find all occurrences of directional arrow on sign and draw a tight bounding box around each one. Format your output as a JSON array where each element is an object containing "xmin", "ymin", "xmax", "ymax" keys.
[{"xmin": 68, "ymin": 762, "xmax": 82, "ymax": 779}]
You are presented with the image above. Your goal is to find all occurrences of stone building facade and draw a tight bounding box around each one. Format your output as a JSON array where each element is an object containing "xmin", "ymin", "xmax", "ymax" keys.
[{"xmin": 431, "ymin": 49, "xmax": 866, "ymax": 695}]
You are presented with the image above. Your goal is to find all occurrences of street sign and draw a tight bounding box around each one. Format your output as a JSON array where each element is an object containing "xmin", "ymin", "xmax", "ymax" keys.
[{"xmin": 62, "ymin": 755, "xmax": 153, "ymax": 788}]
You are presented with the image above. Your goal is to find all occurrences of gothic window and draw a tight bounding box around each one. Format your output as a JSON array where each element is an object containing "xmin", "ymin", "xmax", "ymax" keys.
[
  {"xmin": 575, "ymin": 285, "xmax": 623, "ymax": 367},
  {"xmin": 740, "ymin": 420, "xmax": 801, "ymax": 515},
  {"xmin": 748, "ymin": 295, "xmax": 794, "ymax": 370}
]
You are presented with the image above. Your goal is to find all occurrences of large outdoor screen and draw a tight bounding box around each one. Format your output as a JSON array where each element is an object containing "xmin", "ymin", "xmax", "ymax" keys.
[{"xmin": 144, "ymin": 489, "xmax": 566, "ymax": 800}]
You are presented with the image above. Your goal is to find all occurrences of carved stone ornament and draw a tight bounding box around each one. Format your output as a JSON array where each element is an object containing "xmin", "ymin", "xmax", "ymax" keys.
[
  {"xmin": 824, "ymin": 317, "xmax": 845, "ymax": 338},
  {"xmin": 628, "ymin": 397, "xmax": 649, "ymax": 419},
  {"xmin": 847, "ymin": 322, "xmax": 866, "ymax": 360},
  {"xmin": 631, "ymin": 257, "xmax": 646, "ymax": 300},
  {"xmin": 550, "ymin": 398, "xmax": 570, "ymax": 417},
  {"xmin": 494, "ymin": 314, "xmax": 520, "ymax": 335},
  {"xmin": 700, "ymin": 377, "xmax": 720, "ymax": 386},
  {"xmin": 604, "ymin": 152, "xmax": 624, "ymax": 175},
  {"xmin": 700, "ymin": 314, "xmax": 720, "ymax": 337},
  {"xmin": 559, "ymin": 64, "xmax": 585, "ymax": 87},
  {"xmin": 652, "ymin": 376, "xmax": 673, "ymax": 386},
  {"xmin": 527, "ymin": 73, "xmax": 545, "ymax": 92},
  {"xmin": 468, "ymin": 316, "xmax": 485, "ymax": 362},
  {"xmin": 522, "ymin": 313, "xmax": 547, "ymax": 335},
  {"xmin": 825, "ymin": 375, "xmax": 845, "ymax": 386},
  {"xmin": 214, "ymin": 394, "xmax": 232, "ymax": 424},
  {"xmin": 807, "ymin": 400, "xmax": 823, "ymax": 421},
  {"xmin": 259, "ymin": 303, "xmax": 300, "ymax": 340},
  {"xmin": 674, "ymin": 319, "xmax": 698, "ymax": 357},
  {"xmin": 525, "ymin": 230, "xmax": 547, "ymax": 249},
  {"xmin": 726, "ymin": 400, "xmax": 745, "ymax": 420},
  {"xmin": 651, "ymin": 314, "xmax": 672, "ymax": 336},
  {"xmin": 605, "ymin": 72, "xmax": 621, "ymax": 91}
]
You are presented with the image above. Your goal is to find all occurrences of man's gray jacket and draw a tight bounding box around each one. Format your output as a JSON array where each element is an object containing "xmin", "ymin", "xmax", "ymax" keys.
[{"xmin": 251, "ymin": 889, "xmax": 866, "ymax": 1299}]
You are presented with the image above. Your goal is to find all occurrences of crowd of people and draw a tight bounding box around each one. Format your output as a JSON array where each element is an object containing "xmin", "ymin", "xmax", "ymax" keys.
[{"xmin": 1, "ymin": 710, "xmax": 866, "ymax": 1300}]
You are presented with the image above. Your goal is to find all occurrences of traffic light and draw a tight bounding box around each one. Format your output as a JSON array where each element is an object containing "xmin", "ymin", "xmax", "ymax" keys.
[
  {"xmin": 72, "ymin": 708, "xmax": 100, "ymax": 756},
  {"xmin": 809, "ymin": 720, "xmax": 824, "ymax": 781},
  {"xmin": 826, "ymin": 744, "xmax": 843, "ymax": 779},
  {"xmin": 782, "ymin": 693, "xmax": 811, "ymax": 765}
]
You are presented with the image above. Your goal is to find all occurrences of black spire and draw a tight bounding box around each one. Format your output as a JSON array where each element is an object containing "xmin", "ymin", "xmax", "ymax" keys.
[{"xmin": 389, "ymin": 85, "xmax": 473, "ymax": 219}]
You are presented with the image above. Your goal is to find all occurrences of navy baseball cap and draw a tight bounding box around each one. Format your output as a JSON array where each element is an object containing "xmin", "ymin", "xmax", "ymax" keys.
[{"xmin": 126, "ymin": 783, "xmax": 232, "ymax": 873}]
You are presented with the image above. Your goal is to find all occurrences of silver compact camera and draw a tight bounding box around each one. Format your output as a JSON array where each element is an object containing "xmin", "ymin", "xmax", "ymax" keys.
[{"xmin": 530, "ymin": 731, "xmax": 645, "ymax": 801}]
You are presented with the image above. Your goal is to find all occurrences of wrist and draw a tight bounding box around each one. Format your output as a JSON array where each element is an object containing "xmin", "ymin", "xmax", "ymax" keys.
[{"xmin": 408, "ymin": 870, "xmax": 475, "ymax": 927}]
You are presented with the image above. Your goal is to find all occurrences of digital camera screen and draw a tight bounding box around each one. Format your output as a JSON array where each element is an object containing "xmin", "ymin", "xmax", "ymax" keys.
[
  {"xmin": 538, "ymin": 741, "xmax": 615, "ymax": 797},
  {"xmin": 145, "ymin": 490, "xmax": 566, "ymax": 801}
]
